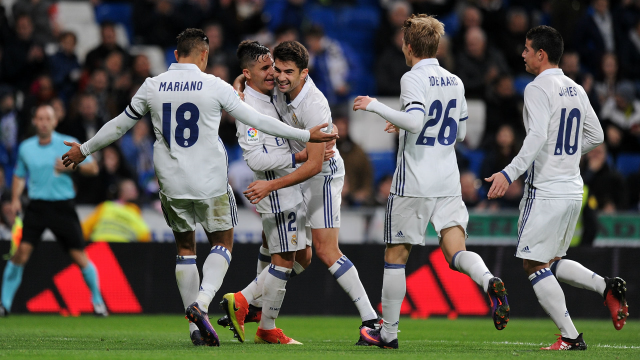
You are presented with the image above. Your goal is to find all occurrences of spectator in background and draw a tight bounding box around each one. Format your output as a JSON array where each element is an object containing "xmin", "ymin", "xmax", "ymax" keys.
[
  {"xmin": 214, "ymin": 0, "xmax": 266, "ymax": 46},
  {"xmin": 600, "ymin": 80, "xmax": 640, "ymax": 155},
  {"xmin": 85, "ymin": 22, "xmax": 130, "ymax": 74},
  {"xmin": 453, "ymin": 5, "xmax": 482, "ymax": 50},
  {"xmin": 456, "ymin": 27, "xmax": 510, "ymax": 99},
  {"xmin": 619, "ymin": 18, "xmax": 640, "ymax": 81},
  {"xmin": 0, "ymin": 88, "xmax": 18, "ymax": 162},
  {"xmin": 19, "ymin": 75, "xmax": 56, "ymax": 139},
  {"xmin": 435, "ymin": 35, "xmax": 455, "ymax": 72},
  {"xmin": 581, "ymin": 143, "xmax": 628, "ymax": 212},
  {"xmin": 305, "ymin": 25, "xmax": 350, "ymax": 106},
  {"xmin": 461, "ymin": 171, "xmax": 483, "ymax": 209},
  {"xmin": 119, "ymin": 120, "xmax": 154, "ymax": 192},
  {"xmin": 273, "ymin": 26, "xmax": 299, "ymax": 46},
  {"xmin": 12, "ymin": 0, "xmax": 54, "ymax": 44},
  {"xmin": 481, "ymin": 124, "xmax": 520, "ymax": 194},
  {"xmin": 373, "ymin": 174, "xmax": 393, "ymax": 207},
  {"xmin": 84, "ymin": 69, "xmax": 114, "ymax": 121},
  {"xmin": 58, "ymin": 93, "xmax": 101, "ymax": 144},
  {"xmin": 104, "ymin": 51, "xmax": 132, "ymax": 112},
  {"xmin": 82, "ymin": 178, "xmax": 151, "ymax": 242},
  {"xmin": 375, "ymin": 28, "xmax": 407, "ymax": 97},
  {"xmin": 574, "ymin": 0, "xmax": 617, "ymax": 75},
  {"xmin": 499, "ymin": 7, "xmax": 529, "ymax": 75},
  {"xmin": 594, "ymin": 52, "xmax": 619, "ymax": 105},
  {"xmin": 334, "ymin": 115, "xmax": 373, "ymax": 206},
  {"xmin": 203, "ymin": 22, "xmax": 238, "ymax": 77},
  {"xmin": 376, "ymin": 1, "xmax": 412, "ymax": 55},
  {"xmin": 131, "ymin": 54, "xmax": 152, "ymax": 87},
  {"xmin": 560, "ymin": 51, "xmax": 599, "ymax": 113},
  {"xmin": 483, "ymin": 75, "xmax": 524, "ymax": 145},
  {"xmin": 49, "ymin": 32, "xmax": 80, "ymax": 105},
  {"xmin": 1, "ymin": 14, "xmax": 46, "ymax": 93}
]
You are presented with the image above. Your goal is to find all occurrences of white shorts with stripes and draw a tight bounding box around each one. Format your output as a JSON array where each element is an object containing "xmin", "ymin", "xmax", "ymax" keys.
[
  {"xmin": 302, "ymin": 175, "xmax": 343, "ymax": 229},
  {"xmin": 384, "ymin": 194, "xmax": 468, "ymax": 245},
  {"xmin": 159, "ymin": 184, "xmax": 238, "ymax": 233},
  {"xmin": 261, "ymin": 202, "xmax": 307, "ymax": 254},
  {"xmin": 515, "ymin": 197, "xmax": 581, "ymax": 263}
]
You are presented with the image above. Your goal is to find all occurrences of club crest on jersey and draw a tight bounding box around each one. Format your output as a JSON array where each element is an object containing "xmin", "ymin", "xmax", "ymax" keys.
[
  {"xmin": 292, "ymin": 112, "xmax": 299, "ymax": 125},
  {"xmin": 247, "ymin": 128, "xmax": 259, "ymax": 143},
  {"xmin": 291, "ymin": 234, "xmax": 297, "ymax": 245}
]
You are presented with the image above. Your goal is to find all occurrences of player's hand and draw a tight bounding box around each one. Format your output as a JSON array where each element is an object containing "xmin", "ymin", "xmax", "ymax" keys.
[
  {"xmin": 233, "ymin": 74, "xmax": 246, "ymax": 101},
  {"xmin": 244, "ymin": 180, "xmax": 273, "ymax": 204},
  {"xmin": 485, "ymin": 172, "xmax": 510, "ymax": 200},
  {"xmin": 54, "ymin": 159, "xmax": 74, "ymax": 173},
  {"xmin": 384, "ymin": 121, "xmax": 399, "ymax": 133},
  {"xmin": 308, "ymin": 123, "xmax": 339, "ymax": 143},
  {"xmin": 10, "ymin": 199, "xmax": 21, "ymax": 216},
  {"xmin": 61, "ymin": 141, "xmax": 86, "ymax": 169},
  {"xmin": 352, "ymin": 96, "xmax": 377, "ymax": 111}
]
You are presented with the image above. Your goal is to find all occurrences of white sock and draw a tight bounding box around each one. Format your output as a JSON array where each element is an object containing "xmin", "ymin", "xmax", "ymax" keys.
[
  {"xmin": 196, "ymin": 245, "xmax": 231, "ymax": 312},
  {"xmin": 452, "ymin": 251, "xmax": 494, "ymax": 292},
  {"xmin": 529, "ymin": 268, "xmax": 579, "ymax": 339},
  {"xmin": 291, "ymin": 261, "xmax": 305, "ymax": 277},
  {"xmin": 242, "ymin": 266, "xmax": 268, "ymax": 305},
  {"xmin": 329, "ymin": 255, "xmax": 376, "ymax": 322},
  {"xmin": 175, "ymin": 255, "xmax": 199, "ymax": 333},
  {"xmin": 380, "ymin": 263, "xmax": 405, "ymax": 343},
  {"xmin": 551, "ymin": 259, "xmax": 606, "ymax": 296},
  {"xmin": 250, "ymin": 247, "xmax": 271, "ymax": 308},
  {"xmin": 260, "ymin": 264, "xmax": 290, "ymax": 330}
]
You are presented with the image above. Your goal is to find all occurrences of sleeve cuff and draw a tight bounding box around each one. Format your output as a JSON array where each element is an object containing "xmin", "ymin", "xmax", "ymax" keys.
[
  {"xmin": 500, "ymin": 170, "xmax": 512, "ymax": 185},
  {"xmin": 80, "ymin": 143, "xmax": 92, "ymax": 157},
  {"xmin": 291, "ymin": 154, "xmax": 296, "ymax": 168}
]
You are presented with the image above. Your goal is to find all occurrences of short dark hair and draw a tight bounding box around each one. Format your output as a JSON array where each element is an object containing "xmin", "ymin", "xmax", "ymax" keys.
[
  {"xmin": 237, "ymin": 40, "xmax": 271, "ymax": 70},
  {"xmin": 526, "ymin": 25, "xmax": 564, "ymax": 65},
  {"xmin": 176, "ymin": 28, "xmax": 209, "ymax": 58},
  {"xmin": 273, "ymin": 41, "xmax": 309, "ymax": 71}
]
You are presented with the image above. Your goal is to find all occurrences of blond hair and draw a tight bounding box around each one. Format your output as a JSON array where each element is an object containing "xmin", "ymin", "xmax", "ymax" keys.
[{"xmin": 402, "ymin": 14, "xmax": 445, "ymax": 58}]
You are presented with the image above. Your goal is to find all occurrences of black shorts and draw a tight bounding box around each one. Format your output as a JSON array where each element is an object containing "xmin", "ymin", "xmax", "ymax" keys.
[{"xmin": 22, "ymin": 199, "xmax": 85, "ymax": 252}]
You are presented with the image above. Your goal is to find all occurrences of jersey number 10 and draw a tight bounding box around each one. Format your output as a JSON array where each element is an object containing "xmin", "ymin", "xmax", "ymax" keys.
[
  {"xmin": 554, "ymin": 108, "xmax": 581, "ymax": 156},
  {"xmin": 416, "ymin": 99, "xmax": 458, "ymax": 146},
  {"xmin": 162, "ymin": 102, "xmax": 200, "ymax": 148}
]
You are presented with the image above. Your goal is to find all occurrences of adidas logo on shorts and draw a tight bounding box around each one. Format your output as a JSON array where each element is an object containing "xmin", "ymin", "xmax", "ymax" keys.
[
  {"xmin": 521, "ymin": 246, "xmax": 531, "ymax": 253},
  {"xmin": 396, "ymin": 231, "xmax": 405, "ymax": 238}
]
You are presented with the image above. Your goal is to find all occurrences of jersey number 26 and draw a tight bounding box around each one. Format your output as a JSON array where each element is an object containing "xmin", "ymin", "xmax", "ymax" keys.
[
  {"xmin": 162, "ymin": 102, "xmax": 200, "ymax": 148},
  {"xmin": 416, "ymin": 99, "xmax": 458, "ymax": 146}
]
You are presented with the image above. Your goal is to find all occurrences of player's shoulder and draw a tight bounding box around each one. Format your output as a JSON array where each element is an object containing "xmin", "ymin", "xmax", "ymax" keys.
[{"xmin": 18, "ymin": 136, "xmax": 38, "ymax": 150}]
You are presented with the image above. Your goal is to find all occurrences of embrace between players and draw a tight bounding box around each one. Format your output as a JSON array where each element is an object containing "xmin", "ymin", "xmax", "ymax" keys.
[{"xmin": 62, "ymin": 15, "xmax": 629, "ymax": 351}]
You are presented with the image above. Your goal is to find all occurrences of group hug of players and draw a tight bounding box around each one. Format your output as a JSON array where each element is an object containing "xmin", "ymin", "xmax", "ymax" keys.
[{"xmin": 61, "ymin": 14, "xmax": 629, "ymax": 350}]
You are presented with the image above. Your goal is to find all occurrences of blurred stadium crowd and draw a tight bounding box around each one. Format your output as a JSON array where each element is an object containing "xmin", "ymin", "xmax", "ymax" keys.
[{"xmin": 0, "ymin": 0, "xmax": 638, "ymax": 236}]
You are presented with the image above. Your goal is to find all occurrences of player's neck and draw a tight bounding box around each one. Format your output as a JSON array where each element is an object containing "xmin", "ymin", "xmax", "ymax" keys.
[
  {"xmin": 38, "ymin": 134, "xmax": 52, "ymax": 145},
  {"xmin": 409, "ymin": 56, "xmax": 432, "ymax": 67},
  {"xmin": 533, "ymin": 63, "xmax": 558, "ymax": 76},
  {"xmin": 288, "ymin": 77, "xmax": 307, "ymax": 101},
  {"xmin": 246, "ymin": 81, "xmax": 270, "ymax": 96}
]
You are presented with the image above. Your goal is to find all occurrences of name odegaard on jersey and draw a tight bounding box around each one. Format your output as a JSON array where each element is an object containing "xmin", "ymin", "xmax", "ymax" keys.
[
  {"xmin": 429, "ymin": 76, "xmax": 459, "ymax": 87},
  {"xmin": 158, "ymin": 81, "xmax": 203, "ymax": 92}
]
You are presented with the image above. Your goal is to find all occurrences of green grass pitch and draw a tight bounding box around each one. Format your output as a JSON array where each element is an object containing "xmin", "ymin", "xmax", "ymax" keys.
[{"xmin": 0, "ymin": 315, "xmax": 638, "ymax": 359}]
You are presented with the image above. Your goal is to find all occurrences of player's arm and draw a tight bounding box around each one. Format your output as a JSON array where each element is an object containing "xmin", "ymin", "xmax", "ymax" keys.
[
  {"xmin": 11, "ymin": 147, "xmax": 27, "ymax": 215},
  {"xmin": 579, "ymin": 88, "xmax": 604, "ymax": 155},
  {"xmin": 244, "ymin": 142, "xmax": 324, "ymax": 204},
  {"xmin": 244, "ymin": 144, "xmax": 297, "ymax": 172},
  {"xmin": 233, "ymin": 74, "xmax": 247, "ymax": 97},
  {"xmin": 457, "ymin": 94, "xmax": 469, "ymax": 142},
  {"xmin": 353, "ymin": 73, "xmax": 425, "ymax": 133},
  {"xmin": 486, "ymin": 85, "xmax": 551, "ymax": 199},
  {"xmin": 63, "ymin": 81, "xmax": 150, "ymax": 168}
]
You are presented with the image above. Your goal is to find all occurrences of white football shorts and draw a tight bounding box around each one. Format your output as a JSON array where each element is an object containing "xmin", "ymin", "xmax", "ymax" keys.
[
  {"xmin": 515, "ymin": 198, "xmax": 581, "ymax": 263},
  {"xmin": 302, "ymin": 175, "xmax": 343, "ymax": 229},
  {"xmin": 261, "ymin": 203, "xmax": 307, "ymax": 254},
  {"xmin": 159, "ymin": 184, "xmax": 238, "ymax": 233},
  {"xmin": 384, "ymin": 194, "xmax": 469, "ymax": 245}
]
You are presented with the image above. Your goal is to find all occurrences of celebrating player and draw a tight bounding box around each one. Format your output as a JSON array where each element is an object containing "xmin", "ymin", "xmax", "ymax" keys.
[
  {"xmin": 239, "ymin": 41, "xmax": 380, "ymax": 343},
  {"xmin": 61, "ymin": 29, "xmax": 337, "ymax": 347},
  {"xmin": 219, "ymin": 40, "xmax": 333, "ymax": 345},
  {"xmin": 353, "ymin": 14, "xmax": 510, "ymax": 349},
  {"xmin": 485, "ymin": 25, "xmax": 628, "ymax": 350}
]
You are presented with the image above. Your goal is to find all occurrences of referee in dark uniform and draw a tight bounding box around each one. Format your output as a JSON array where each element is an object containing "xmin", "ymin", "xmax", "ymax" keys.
[{"xmin": 0, "ymin": 104, "xmax": 107, "ymax": 316}]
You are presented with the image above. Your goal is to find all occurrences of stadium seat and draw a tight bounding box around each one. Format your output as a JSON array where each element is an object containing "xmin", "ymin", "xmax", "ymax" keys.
[
  {"xmin": 616, "ymin": 153, "xmax": 640, "ymax": 177},
  {"xmin": 514, "ymin": 74, "xmax": 535, "ymax": 96},
  {"xmin": 55, "ymin": 1, "xmax": 96, "ymax": 25},
  {"xmin": 165, "ymin": 47, "xmax": 178, "ymax": 67},
  {"xmin": 462, "ymin": 149, "xmax": 485, "ymax": 178},
  {"xmin": 94, "ymin": 3, "xmax": 134, "ymax": 42},
  {"xmin": 439, "ymin": 12, "xmax": 460, "ymax": 38},
  {"xmin": 129, "ymin": 45, "xmax": 167, "ymax": 75},
  {"xmin": 368, "ymin": 151, "xmax": 397, "ymax": 185},
  {"xmin": 465, "ymin": 100, "xmax": 486, "ymax": 149}
]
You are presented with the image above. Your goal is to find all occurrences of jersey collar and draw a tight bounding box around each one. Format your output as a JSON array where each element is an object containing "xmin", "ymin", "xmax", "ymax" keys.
[
  {"xmin": 537, "ymin": 68, "xmax": 564, "ymax": 78},
  {"xmin": 287, "ymin": 76, "xmax": 314, "ymax": 109},
  {"xmin": 244, "ymin": 82, "xmax": 272, "ymax": 103},
  {"xmin": 168, "ymin": 63, "xmax": 200, "ymax": 71},
  {"xmin": 411, "ymin": 58, "xmax": 439, "ymax": 70}
]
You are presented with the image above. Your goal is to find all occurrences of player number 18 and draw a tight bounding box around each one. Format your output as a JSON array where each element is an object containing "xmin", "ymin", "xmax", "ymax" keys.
[{"xmin": 162, "ymin": 102, "xmax": 200, "ymax": 148}]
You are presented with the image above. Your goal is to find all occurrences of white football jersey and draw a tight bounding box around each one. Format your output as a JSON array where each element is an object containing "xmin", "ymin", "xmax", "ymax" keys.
[
  {"xmin": 392, "ymin": 58, "xmax": 468, "ymax": 197},
  {"xmin": 129, "ymin": 63, "xmax": 244, "ymax": 199},
  {"xmin": 236, "ymin": 85, "xmax": 303, "ymax": 214},
  {"xmin": 272, "ymin": 77, "xmax": 345, "ymax": 177},
  {"xmin": 502, "ymin": 68, "xmax": 603, "ymax": 200}
]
